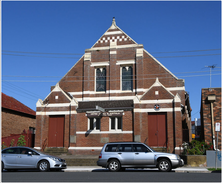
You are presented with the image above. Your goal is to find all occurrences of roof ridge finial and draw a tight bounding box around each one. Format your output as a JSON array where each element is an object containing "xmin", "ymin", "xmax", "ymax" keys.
[{"xmin": 112, "ymin": 17, "xmax": 116, "ymax": 26}]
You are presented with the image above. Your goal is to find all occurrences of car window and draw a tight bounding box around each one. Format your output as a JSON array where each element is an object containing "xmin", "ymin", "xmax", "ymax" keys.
[
  {"xmin": 133, "ymin": 144, "xmax": 150, "ymax": 152},
  {"xmin": 118, "ymin": 144, "xmax": 132, "ymax": 152},
  {"xmin": 19, "ymin": 148, "xmax": 30, "ymax": 154},
  {"xmin": 105, "ymin": 144, "xmax": 118, "ymax": 152},
  {"xmin": 2, "ymin": 148, "xmax": 18, "ymax": 154},
  {"xmin": 19, "ymin": 148, "xmax": 39, "ymax": 155}
]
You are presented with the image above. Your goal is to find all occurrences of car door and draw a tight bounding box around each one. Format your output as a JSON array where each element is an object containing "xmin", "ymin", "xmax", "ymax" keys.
[
  {"xmin": 2, "ymin": 148, "xmax": 19, "ymax": 168},
  {"xmin": 16, "ymin": 148, "xmax": 40, "ymax": 168},
  {"xmin": 133, "ymin": 144, "xmax": 155, "ymax": 165},
  {"xmin": 117, "ymin": 144, "xmax": 134, "ymax": 165}
]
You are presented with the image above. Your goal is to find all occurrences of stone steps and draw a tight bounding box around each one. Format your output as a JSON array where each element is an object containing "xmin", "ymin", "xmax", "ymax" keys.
[
  {"xmin": 64, "ymin": 159, "xmax": 98, "ymax": 166},
  {"xmin": 44, "ymin": 147, "xmax": 71, "ymax": 156},
  {"xmin": 152, "ymin": 147, "xmax": 167, "ymax": 152}
]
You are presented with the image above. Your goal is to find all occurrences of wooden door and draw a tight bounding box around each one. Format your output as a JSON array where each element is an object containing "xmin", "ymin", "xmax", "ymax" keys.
[
  {"xmin": 48, "ymin": 116, "xmax": 64, "ymax": 147},
  {"xmin": 148, "ymin": 113, "xmax": 167, "ymax": 147}
]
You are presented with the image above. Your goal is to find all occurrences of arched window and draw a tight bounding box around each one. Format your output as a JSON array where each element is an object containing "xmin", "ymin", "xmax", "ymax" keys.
[
  {"xmin": 96, "ymin": 68, "xmax": 106, "ymax": 92},
  {"xmin": 122, "ymin": 66, "xmax": 133, "ymax": 91}
]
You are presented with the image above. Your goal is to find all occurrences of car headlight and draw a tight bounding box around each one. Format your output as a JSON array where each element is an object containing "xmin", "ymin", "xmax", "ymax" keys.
[
  {"xmin": 49, "ymin": 157, "xmax": 60, "ymax": 162},
  {"xmin": 176, "ymin": 154, "xmax": 180, "ymax": 159}
]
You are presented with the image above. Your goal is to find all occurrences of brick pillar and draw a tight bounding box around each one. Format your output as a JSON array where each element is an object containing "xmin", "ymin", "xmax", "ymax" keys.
[
  {"xmin": 136, "ymin": 47, "xmax": 144, "ymax": 92},
  {"xmin": 83, "ymin": 52, "xmax": 91, "ymax": 99},
  {"xmin": 109, "ymin": 41, "xmax": 117, "ymax": 91}
]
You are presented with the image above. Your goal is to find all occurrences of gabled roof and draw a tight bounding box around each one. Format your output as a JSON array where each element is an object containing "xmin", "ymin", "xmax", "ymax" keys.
[
  {"xmin": 92, "ymin": 17, "xmax": 138, "ymax": 48},
  {"xmin": 2, "ymin": 93, "xmax": 36, "ymax": 116},
  {"xmin": 140, "ymin": 78, "xmax": 175, "ymax": 100},
  {"xmin": 37, "ymin": 83, "xmax": 77, "ymax": 107},
  {"xmin": 58, "ymin": 18, "xmax": 179, "ymax": 85}
]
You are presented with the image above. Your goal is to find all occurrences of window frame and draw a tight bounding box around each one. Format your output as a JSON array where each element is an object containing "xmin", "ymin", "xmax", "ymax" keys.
[
  {"xmin": 109, "ymin": 117, "xmax": 122, "ymax": 131},
  {"xmin": 95, "ymin": 67, "xmax": 106, "ymax": 92},
  {"xmin": 120, "ymin": 65, "xmax": 133, "ymax": 91},
  {"xmin": 88, "ymin": 117, "xmax": 101, "ymax": 131}
]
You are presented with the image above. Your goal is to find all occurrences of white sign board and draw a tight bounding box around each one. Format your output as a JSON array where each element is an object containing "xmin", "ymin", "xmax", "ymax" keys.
[
  {"xmin": 215, "ymin": 123, "xmax": 220, "ymax": 132},
  {"xmin": 96, "ymin": 105, "xmax": 105, "ymax": 112}
]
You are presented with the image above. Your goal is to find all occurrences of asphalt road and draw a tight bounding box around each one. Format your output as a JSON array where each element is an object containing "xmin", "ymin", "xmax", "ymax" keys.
[{"xmin": 2, "ymin": 171, "xmax": 221, "ymax": 182}]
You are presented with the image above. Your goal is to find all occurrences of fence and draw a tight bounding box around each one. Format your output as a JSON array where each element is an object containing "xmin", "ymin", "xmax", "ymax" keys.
[{"xmin": 2, "ymin": 130, "xmax": 35, "ymax": 148}]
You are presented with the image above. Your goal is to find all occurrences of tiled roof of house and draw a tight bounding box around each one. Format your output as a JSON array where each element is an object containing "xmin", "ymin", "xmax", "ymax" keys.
[{"xmin": 2, "ymin": 93, "xmax": 36, "ymax": 116}]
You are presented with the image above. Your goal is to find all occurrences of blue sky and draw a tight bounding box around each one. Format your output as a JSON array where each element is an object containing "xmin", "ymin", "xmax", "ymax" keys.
[{"xmin": 2, "ymin": 1, "xmax": 221, "ymax": 121}]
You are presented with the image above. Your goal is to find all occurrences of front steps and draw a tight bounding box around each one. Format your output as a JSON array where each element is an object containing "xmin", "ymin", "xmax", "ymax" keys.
[
  {"xmin": 44, "ymin": 147, "xmax": 71, "ymax": 156},
  {"xmin": 151, "ymin": 147, "xmax": 168, "ymax": 153}
]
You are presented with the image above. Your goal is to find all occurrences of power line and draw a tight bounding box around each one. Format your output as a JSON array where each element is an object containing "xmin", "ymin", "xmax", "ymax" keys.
[
  {"xmin": 3, "ymin": 53, "xmax": 220, "ymax": 59},
  {"xmin": 2, "ymin": 88, "xmax": 39, "ymax": 102},
  {"xmin": 2, "ymin": 73, "xmax": 221, "ymax": 83},
  {"xmin": 150, "ymin": 48, "xmax": 221, "ymax": 54},
  {"xmin": 3, "ymin": 50, "xmax": 83, "ymax": 55},
  {"xmin": 2, "ymin": 69, "xmax": 221, "ymax": 78},
  {"xmin": 2, "ymin": 49, "xmax": 221, "ymax": 59},
  {"xmin": 3, "ymin": 81, "xmax": 45, "ymax": 99},
  {"xmin": 3, "ymin": 48, "xmax": 220, "ymax": 55}
]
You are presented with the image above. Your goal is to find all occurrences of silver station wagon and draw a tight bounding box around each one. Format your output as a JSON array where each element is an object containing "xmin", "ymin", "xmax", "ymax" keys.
[
  {"xmin": 2, "ymin": 146, "xmax": 67, "ymax": 172},
  {"xmin": 97, "ymin": 142, "xmax": 184, "ymax": 172}
]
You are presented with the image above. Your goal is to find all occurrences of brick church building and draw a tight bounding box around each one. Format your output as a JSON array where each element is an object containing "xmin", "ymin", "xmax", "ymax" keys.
[{"xmin": 35, "ymin": 18, "xmax": 192, "ymax": 155}]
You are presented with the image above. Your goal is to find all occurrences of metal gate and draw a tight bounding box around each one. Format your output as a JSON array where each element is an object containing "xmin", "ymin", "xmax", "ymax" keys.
[
  {"xmin": 148, "ymin": 113, "xmax": 167, "ymax": 147},
  {"xmin": 48, "ymin": 116, "xmax": 64, "ymax": 147}
]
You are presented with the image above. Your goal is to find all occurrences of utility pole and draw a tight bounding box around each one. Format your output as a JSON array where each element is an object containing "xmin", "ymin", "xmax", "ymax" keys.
[{"xmin": 205, "ymin": 65, "xmax": 216, "ymax": 88}]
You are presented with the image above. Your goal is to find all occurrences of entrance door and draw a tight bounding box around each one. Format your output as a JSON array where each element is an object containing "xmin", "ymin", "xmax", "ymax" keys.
[
  {"xmin": 48, "ymin": 116, "xmax": 64, "ymax": 147},
  {"xmin": 148, "ymin": 113, "xmax": 167, "ymax": 147}
]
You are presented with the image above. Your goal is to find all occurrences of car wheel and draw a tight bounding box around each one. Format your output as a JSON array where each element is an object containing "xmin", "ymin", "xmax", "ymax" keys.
[
  {"xmin": 108, "ymin": 159, "xmax": 121, "ymax": 172},
  {"xmin": 38, "ymin": 160, "xmax": 49, "ymax": 172},
  {"xmin": 158, "ymin": 159, "xmax": 171, "ymax": 172}
]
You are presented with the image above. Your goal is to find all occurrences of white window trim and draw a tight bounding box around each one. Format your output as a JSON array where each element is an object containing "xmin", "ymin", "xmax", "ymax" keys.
[
  {"xmin": 120, "ymin": 65, "xmax": 133, "ymax": 91},
  {"xmin": 109, "ymin": 117, "xmax": 122, "ymax": 131},
  {"xmin": 95, "ymin": 67, "xmax": 106, "ymax": 93},
  {"xmin": 88, "ymin": 118, "xmax": 101, "ymax": 131}
]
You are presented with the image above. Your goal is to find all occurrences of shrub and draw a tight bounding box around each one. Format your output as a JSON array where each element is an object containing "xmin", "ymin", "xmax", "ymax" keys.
[
  {"xmin": 182, "ymin": 140, "xmax": 213, "ymax": 155},
  {"xmin": 1, "ymin": 142, "xmax": 7, "ymax": 149},
  {"xmin": 17, "ymin": 135, "xmax": 26, "ymax": 146}
]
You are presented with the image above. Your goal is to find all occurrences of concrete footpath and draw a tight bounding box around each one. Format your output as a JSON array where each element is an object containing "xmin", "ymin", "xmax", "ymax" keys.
[{"xmin": 64, "ymin": 166, "xmax": 213, "ymax": 173}]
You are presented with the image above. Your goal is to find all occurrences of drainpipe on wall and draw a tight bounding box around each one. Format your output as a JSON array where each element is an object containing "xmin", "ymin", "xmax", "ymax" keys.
[{"xmin": 207, "ymin": 95, "xmax": 216, "ymax": 150}]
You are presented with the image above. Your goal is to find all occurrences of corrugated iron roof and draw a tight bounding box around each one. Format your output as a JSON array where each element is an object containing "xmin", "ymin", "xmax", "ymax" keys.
[{"xmin": 2, "ymin": 93, "xmax": 36, "ymax": 116}]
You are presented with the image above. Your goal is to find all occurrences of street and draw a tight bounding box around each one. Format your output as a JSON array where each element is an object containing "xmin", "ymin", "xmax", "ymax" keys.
[{"xmin": 2, "ymin": 170, "xmax": 221, "ymax": 182}]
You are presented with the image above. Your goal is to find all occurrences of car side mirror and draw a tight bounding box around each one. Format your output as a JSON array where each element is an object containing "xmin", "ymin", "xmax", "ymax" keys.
[{"xmin": 28, "ymin": 151, "xmax": 32, "ymax": 155}]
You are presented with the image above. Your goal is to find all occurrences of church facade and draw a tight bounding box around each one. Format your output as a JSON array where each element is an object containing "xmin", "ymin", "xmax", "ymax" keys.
[{"xmin": 35, "ymin": 18, "xmax": 191, "ymax": 155}]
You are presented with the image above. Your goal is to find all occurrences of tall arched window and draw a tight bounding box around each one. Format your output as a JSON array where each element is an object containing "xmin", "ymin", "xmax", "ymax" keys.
[
  {"xmin": 122, "ymin": 66, "xmax": 133, "ymax": 91},
  {"xmin": 96, "ymin": 68, "xmax": 106, "ymax": 92}
]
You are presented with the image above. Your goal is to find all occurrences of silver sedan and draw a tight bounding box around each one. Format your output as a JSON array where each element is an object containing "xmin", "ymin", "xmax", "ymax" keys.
[{"xmin": 2, "ymin": 146, "xmax": 66, "ymax": 172}]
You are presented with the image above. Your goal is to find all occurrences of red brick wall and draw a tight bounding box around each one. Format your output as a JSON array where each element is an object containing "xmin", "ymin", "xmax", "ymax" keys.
[
  {"xmin": 2, "ymin": 108, "xmax": 36, "ymax": 138},
  {"xmin": 35, "ymin": 24, "xmax": 191, "ymax": 155},
  {"xmin": 201, "ymin": 88, "xmax": 221, "ymax": 149}
]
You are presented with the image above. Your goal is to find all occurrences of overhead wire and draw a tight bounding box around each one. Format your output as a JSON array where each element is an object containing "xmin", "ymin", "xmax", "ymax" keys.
[
  {"xmin": 2, "ymin": 73, "xmax": 221, "ymax": 83},
  {"xmin": 2, "ymin": 69, "xmax": 221, "ymax": 79},
  {"xmin": 2, "ymin": 48, "xmax": 221, "ymax": 59},
  {"xmin": 3, "ymin": 81, "xmax": 45, "ymax": 99}
]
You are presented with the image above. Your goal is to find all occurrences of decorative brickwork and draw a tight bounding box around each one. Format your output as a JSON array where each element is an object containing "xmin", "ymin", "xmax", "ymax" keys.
[{"xmin": 35, "ymin": 18, "xmax": 191, "ymax": 155}]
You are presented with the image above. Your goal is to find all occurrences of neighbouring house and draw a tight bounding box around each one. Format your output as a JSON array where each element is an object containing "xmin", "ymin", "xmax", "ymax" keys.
[
  {"xmin": 35, "ymin": 18, "xmax": 192, "ymax": 155},
  {"xmin": 1, "ymin": 93, "xmax": 36, "ymax": 147},
  {"xmin": 200, "ymin": 88, "xmax": 221, "ymax": 150}
]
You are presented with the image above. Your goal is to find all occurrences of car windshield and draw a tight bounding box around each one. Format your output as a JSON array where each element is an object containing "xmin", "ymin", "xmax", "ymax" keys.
[{"xmin": 145, "ymin": 145, "xmax": 155, "ymax": 152}]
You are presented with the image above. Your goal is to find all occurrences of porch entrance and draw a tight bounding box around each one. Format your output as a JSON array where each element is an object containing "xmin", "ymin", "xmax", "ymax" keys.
[
  {"xmin": 48, "ymin": 116, "xmax": 64, "ymax": 147},
  {"xmin": 148, "ymin": 113, "xmax": 167, "ymax": 147}
]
